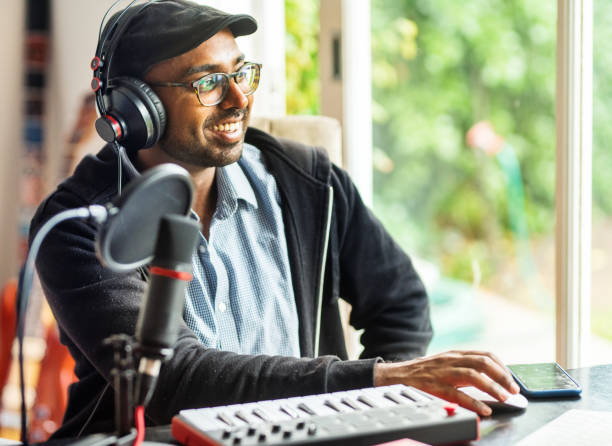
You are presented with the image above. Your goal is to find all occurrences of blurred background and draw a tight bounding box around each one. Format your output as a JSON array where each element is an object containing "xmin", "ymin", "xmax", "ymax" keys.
[{"xmin": 0, "ymin": 0, "xmax": 611, "ymax": 440}]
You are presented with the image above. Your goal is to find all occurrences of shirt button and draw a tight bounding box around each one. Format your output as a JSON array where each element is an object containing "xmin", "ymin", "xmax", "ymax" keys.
[
  {"xmin": 218, "ymin": 302, "xmax": 227, "ymax": 312},
  {"xmin": 198, "ymin": 245, "xmax": 206, "ymax": 254}
]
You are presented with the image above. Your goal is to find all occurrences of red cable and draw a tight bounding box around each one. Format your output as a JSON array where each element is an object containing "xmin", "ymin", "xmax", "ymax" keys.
[{"xmin": 133, "ymin": 405, "xmax": 145, "ymax": 446}]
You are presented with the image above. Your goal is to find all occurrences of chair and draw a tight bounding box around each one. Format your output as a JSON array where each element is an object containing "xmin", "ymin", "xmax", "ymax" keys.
[{"xmin": 250, "ymin": 115, "xmax": 362, "ymax": 359}]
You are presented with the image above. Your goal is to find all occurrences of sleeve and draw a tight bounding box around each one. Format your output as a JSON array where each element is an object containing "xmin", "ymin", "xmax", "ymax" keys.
[
  {"xmin": 31, "ymin": 189, "xmax": 378, "ymax": 427},
  {"xmin": 330, "ymin": 165, "xmax": 433, "ymax": 361}
]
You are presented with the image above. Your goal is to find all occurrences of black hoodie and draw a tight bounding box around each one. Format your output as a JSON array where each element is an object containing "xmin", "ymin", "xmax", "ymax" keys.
[{"xmin": 30, "ymin": 128, "xmax": 432, "ymax": 438}]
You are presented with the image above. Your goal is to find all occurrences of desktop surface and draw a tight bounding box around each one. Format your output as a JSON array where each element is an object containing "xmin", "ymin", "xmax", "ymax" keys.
[
  {"xmin": 81, "ymin": 364, "xmax": 612, "ymax": 446},
  {"xmin": 472, "ymin": 363, "xmax": 612, "ymax": 445}
]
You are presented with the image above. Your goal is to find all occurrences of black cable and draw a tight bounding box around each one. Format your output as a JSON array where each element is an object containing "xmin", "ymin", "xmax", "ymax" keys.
[
  {"xmin": 76, "ymin": 382, "xmax": 111, "ymax": 438},
  {"xmin": 95, "ymin": 0, "xmax": 140, "ymax": 116},
  {"xmin": 16, "ymin": 207, "xmax": 102, "ymax": 444},
  {"xmin": 114, "ymin": 142, "xmax": 123, "ymax": 195},
  {"xmin": 98, "ymin": 0, "xmax": 126, "ymax": 42},
  {"xmin": 117, "ymin": 143, "xmax": 141, "ymax": 178}
]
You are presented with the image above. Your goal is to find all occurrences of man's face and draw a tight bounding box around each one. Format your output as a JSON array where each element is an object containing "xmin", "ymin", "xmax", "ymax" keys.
[{"xmin": 145, "ymin": 29, "xmax": 253, "ymax": 168}]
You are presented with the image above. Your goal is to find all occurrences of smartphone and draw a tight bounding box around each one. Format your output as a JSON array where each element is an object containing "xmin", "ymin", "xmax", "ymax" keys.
[{"xmin": 508, "ymin": 362, "xmax": 582, "ymax": 398}]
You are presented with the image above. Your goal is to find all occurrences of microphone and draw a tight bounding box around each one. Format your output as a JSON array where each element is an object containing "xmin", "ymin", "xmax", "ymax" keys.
[
  {"xmin": 134, "ymin": 214, "xmax": 201, "ymax": 406},
  {"xmin": 96, "ymin": 163, "xmax": 194, "ymax": 272},
  {"xmin": 20, "ymin": 163, "xmax": 194, "ymax": 441}
]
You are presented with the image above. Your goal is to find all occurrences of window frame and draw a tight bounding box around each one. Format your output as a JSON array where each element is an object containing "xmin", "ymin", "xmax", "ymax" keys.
[{"xmin": 555, "ymin": 0, "xmax": 592, "ymax": 368}]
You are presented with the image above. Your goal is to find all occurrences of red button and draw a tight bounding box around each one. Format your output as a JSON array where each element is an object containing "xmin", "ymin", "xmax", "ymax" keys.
[{"xmin": 444, "ymin": 403, "xmax": 457, "ymax": 416}]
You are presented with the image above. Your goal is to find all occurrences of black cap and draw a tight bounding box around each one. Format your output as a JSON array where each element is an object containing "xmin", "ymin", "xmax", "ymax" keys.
[{"xmin": 103, "ymin": 0, "xmax": 257, "ymax": 79}]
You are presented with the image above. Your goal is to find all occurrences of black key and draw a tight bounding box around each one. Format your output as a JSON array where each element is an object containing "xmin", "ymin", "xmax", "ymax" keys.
[
  {"xmin": 324, "ymin": 399, "xmax": 343, "ymax": 412},
  {"xmin": 296, "ymin": 421, "xmax": 306, "ymax": 430},
  {"xmin": 341, "ymin": 397, "xmax": 361, "ymax": 411},
  {"xmin": 383, "ymin": 392, "xmax": 403, "ymax": 405},
  {"xmin": 400, "ymin": 389, "xmax": 419, "ymax": 402},
  {"xmin": 298, "ymin": 402, "xmax": 316, "ymax": 416},
  {"xmin": 280, "ymin": 404, "xmax": 300, "ymax": 419},
  {"xmin": 271, "ymin": 424, "xmax": 281, "ymax": 433},
  {"xmin": 258, "ymin": 433, "xmax": 267, "ymax": 443},
  {"xmin": 234, "ymin": 410, "xmax": 256, "ymax": 425},
  {"xmin": 283, "ymin": 430, "xmax": 292, "ymax": 439},
  {"xmin": 247, "ymin": 427, "xmax": 257, "ymax": 436},
  {"xmin": 252, "ymin": 407, "xmax": 272, "ymax": 423},
  {"xmin": 217, "ymin": 411, "xmax": 235, "ymax": 427},
  {"xmin": 357, "ymin": 395, "xmax": 377, "ymax": 408}
]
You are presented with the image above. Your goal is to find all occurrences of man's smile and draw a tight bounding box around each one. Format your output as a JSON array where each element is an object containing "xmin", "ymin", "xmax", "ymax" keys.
[{"xmin": 206, "ymin": 118, "xmax": 244, "ymax": 143}]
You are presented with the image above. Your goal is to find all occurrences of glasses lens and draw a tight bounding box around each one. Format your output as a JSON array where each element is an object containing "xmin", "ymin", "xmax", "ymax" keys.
[
  {"xmin": 196, "ymin": 73, "xmax": 226, "ymax": 105},
  {"xmin": 236, "ymin": 64, "xmax": 260, "ymax": 95}
]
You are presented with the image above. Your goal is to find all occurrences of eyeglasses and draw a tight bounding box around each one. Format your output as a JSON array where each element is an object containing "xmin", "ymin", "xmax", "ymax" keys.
[{"xmin": 150, "ymin": 62, "xmax": 262, "ymax": 107}]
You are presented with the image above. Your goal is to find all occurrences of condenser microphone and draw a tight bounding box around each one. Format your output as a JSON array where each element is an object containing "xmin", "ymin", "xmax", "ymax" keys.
[{"xmin": 134, "ymin": 214, "xmax": 201, "ymax": 406}]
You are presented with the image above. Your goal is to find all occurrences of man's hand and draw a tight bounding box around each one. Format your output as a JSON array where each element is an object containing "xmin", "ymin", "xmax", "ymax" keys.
[{"xmin": 374, "ymin": 350, "xmax": 520, "ymax": 416}]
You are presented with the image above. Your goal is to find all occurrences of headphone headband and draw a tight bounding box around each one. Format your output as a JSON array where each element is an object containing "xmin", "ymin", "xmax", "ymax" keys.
[{"xmin": 91, "ymin": 0, "xmax": 166, "ymax": 151}]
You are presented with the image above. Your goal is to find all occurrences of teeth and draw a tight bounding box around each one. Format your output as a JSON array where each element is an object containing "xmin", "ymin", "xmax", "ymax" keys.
[{"xmin": 213, "ymin": 122, "xmax": 240, "ymax": 132}]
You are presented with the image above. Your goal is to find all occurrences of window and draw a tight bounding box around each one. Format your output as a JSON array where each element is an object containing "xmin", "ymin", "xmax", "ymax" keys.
[
  {"xmin": 287, "ymin": 0, "xmax": 611, "ymax": 366},
  {"xmin": 371, "ymin": 0, "xmax": 558, "ymax": 363},
  {"xmin": 591, "ymin": 1, "xmax": 612, "ymax": 365}
]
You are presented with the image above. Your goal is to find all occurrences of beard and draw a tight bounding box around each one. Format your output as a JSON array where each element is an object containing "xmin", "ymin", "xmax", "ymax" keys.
[{"xmin": 158, "ymin": 108, "xmax": 249, "ymax": 168}]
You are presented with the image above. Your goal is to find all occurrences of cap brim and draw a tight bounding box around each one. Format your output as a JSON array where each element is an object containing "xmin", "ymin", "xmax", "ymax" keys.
[{"xmin": 226, "ymin": 14, "xmax": 258, "ymax": 37}]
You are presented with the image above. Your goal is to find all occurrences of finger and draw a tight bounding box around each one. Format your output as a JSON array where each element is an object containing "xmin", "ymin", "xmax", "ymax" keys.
[
  {"xmin": 453, "ymin": 367, "xmax": 513, "ymax": 402},
  {"xmin": 456, "ymin": 354, "xmax": 518, "ymax": 394},
  {"xmin": 453, "ymin": 350, "xmax": 506, "ymax": 370},
  {"xmin": 427, "ymin": 384, "xmax": 492, "ymax": 417},
  {"xmin": 456, "ymin": 350, "xmax": 518, "ymax": 389}
]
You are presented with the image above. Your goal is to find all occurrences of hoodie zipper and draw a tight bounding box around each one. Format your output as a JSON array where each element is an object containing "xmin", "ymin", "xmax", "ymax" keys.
[{"xmin": 313, "ymin": 185, "xmax": 334, "ymax": 357}]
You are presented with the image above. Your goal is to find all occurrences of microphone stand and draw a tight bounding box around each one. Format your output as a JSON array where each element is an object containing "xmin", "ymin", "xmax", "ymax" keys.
[
  {"xmin": 16, "ymin": 164, "xmax": 194, "ymax": 445},
  {"xmin": 99, "ymin": 213, "xmax": 199, "ymax": 446},
  {"xmin": 104, "ymin": 334, "xmax": 137, "ymax": 442}
]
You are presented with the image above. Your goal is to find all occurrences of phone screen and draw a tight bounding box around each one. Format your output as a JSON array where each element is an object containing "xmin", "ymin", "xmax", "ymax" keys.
[{"xmin": 508, "ymin": 363, "xmax": 579, "ymax": 391}]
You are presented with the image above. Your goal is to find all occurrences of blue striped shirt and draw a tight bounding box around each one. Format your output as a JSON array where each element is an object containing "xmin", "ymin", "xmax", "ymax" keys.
[{"xmin": 183, "ymin": 143, "xmax": 301, "ymax": 357}]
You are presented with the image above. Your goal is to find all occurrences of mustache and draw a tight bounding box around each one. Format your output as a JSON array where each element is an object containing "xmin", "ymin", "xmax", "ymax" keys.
[{"xmin": 204, "ymin": 109, "xmax": 247, "ymax": 127}]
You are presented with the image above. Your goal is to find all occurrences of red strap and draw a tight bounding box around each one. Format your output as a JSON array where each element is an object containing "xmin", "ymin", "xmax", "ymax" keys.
[{"xmin": 149, "ymin": 266, "xmax": 193, "ymax": 281}]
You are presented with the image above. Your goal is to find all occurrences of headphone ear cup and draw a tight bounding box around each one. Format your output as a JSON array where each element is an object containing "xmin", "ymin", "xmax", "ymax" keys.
[{"xmin": 98, "ymin": 76, "xmax": 167, "ymax": 150}]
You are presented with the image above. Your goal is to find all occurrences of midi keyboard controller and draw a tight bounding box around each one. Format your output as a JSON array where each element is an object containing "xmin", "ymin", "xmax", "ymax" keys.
[{"xmin": 171, "ymin": 384, "xmax": 480, "ymax": 446}]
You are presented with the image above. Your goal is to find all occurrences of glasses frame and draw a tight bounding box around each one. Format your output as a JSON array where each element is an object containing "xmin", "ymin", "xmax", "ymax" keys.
[{"xmin": 150, "ymin": 62, "xmax": 262, "ymax": 107}]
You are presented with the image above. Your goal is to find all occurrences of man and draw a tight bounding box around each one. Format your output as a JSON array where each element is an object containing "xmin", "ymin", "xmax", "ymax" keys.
[{"xmin": 31, "ymin": 0, "xmax": 519, "ymax": 438}]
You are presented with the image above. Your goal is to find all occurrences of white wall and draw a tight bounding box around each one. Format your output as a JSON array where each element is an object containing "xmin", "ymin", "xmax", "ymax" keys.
[
  {"xmin": 205, "ymin": 0, "xmax": 286, "ymax": 117},
  {"xmin": 0, "ymin": 1, "xmax": 25, "ymax": 285},
  {"xmin": 0, "ymin": 0, "xmax": 285, "ymax": 283}
]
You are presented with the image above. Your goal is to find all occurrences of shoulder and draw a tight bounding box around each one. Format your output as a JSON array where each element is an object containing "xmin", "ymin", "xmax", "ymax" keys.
[
  {"xmin": 30, "ymin": 145, "xmax": 119, "ymax": 239},
  {"xmin": 245, "ymin": 127, "xmax": 331, "ymax": 183}
]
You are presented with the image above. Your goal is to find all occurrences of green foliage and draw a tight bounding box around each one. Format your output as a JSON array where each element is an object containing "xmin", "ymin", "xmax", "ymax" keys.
[
  {"xmin": 285, "ymin": 1, "xmax": 612, "ymax": 315},
  {"xmin": 285, "ymin": 0, "xmax": 320, "ymax": 114},
  {"xmin": 594, "ymin": 5, "xmax": 612, "ymax": 215},
  {"xmin": 371, "ymin": 0, "xmax": 557, "ymax": 281}
]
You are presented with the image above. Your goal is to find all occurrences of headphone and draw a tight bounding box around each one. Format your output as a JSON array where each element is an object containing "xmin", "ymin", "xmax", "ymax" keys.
[{"xmin": 91, "ymin": 0, "xmax": 167, "ymax": 152}]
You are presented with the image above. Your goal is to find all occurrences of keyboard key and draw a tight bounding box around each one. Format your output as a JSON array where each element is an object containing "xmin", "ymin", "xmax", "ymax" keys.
[{"xmin": 297, "ymin": 402, "xmax": 316, "ymax": 416}]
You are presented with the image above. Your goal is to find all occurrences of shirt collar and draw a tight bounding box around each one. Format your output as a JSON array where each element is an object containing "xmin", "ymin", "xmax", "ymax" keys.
[{"xmin": 215, "ymin": 156, "xmax": 258, "ymax": 219}]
